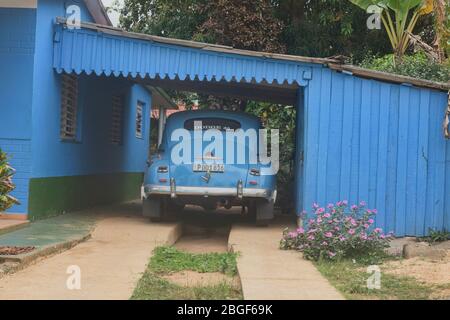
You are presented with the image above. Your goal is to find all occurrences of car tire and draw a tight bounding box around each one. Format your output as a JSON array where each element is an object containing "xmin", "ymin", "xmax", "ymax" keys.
[
  {"xmin": 165, "ymin": 201, "xmax": 184, "ymax": 221},
  {"xmin": 248, "ymin": 200, "xmax": 274, "ymax": 227},
  {"xmin": 143, "ymin": 196, "xmax": 164, "ymax": 222}
]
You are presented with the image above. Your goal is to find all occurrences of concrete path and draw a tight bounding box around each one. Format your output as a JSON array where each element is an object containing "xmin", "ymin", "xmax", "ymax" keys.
[
  {"xmin": 229, "ymin": 219, "xmax": 344, "ymax": 300},
  {"xmin": 0, "ymin": 202, "xmax": 181, "ymax": 300},
  {"xmin": 0, "ymin": 219, "xmax": 29, "ymax": 236}
]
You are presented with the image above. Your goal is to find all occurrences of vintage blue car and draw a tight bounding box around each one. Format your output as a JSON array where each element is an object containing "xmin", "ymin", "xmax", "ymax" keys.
[{"xmin": 143, "ymin": 110, "xmax": 277, "ymax": 224}]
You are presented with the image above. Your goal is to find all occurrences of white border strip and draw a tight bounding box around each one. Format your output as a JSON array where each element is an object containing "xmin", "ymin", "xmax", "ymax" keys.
[{"xmin": 0, "ymin": 0, "xmax": 37, "ymax": 8}]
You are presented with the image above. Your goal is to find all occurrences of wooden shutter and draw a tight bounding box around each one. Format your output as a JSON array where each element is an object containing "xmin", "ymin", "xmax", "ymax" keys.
[{"xmin": 60, "ymin": 74, "xmax": 78, "ymax": 140}]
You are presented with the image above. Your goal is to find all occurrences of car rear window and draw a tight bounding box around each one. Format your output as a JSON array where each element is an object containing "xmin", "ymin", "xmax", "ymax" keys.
[{"xmin": 184, "ymin": 118, "xmax": 242, "ymax": 131}]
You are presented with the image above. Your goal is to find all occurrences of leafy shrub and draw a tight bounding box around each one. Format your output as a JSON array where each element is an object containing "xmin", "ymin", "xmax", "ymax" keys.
[
  {"xmin": 360, "ymin": 52, "xmax": 450, "ymax": 83},
  {"xmin": 280, "ymin": 201, "xmax": 393, "ymax": 263},
  {"xmin": 0, "ymin": 149, "xmax": 19, "ymax": 212},
  {"xmin": 425, "ymin": 228, "xmax": 450, "ymax": 244}
]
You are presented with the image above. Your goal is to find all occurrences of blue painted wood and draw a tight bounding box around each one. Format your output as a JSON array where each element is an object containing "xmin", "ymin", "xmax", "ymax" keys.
[
  {"xmin": 301, "ymin": 67, "xmax": 449, "ymax": 236},
  {"xmin": 53, "ymin": 25, "xmax": 312, "ymax": 86},
  {"xmin": 51, "ymin": 20, "xmax": 450, "ymax": 236}
]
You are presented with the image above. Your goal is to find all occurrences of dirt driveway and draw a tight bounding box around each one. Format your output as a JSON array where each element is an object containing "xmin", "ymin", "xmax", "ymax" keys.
[{"xmin": 0, "ymin": 203, "xmax": 181, "ymax": 300}]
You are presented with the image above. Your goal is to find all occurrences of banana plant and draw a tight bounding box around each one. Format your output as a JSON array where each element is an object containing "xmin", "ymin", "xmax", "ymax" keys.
[{"xmin": 349, "ymin": 0, "xmax": 433, "ymax": 61}]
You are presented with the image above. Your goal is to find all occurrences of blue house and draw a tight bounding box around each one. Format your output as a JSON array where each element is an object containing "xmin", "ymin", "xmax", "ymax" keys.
[
  {"xmin": 1, "ymin": 0, "xmax": 449, "ymax": 236},
  {"xmin": 0, "ymin": 0, "xmax": 177, "ymax": 220}
]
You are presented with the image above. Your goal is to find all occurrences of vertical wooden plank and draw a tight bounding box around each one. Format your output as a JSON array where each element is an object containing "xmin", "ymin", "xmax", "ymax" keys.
[
  {"xmin": 350, "ymin": 79, "xmax": 362, "ymax": 206},
  {"xmin": 326, "ymin": 72, "xmax": 344, "ymax": 202},
  {"xmin": 430, "ymin": 92, "xmax": 446, "ymax": 231},
  {"xmin": 415, "ymin": 89, "xmax": 431, "ymax": 236},
  {"xmin": 339, "ymin": 76, "xmax": 355, "ymax": 201},
  {"xmin": 395, "ymin": 86, "xmax": 410, "ymax": 236},
  {"xmin": 295, "ymin": 88, "xmax": 305, "ymax": 215},
  {"xmin": 316, "ymin": 69, "xmax": 332, "ymax": 205},
  {"xmin": 386, "ymin": 86, "xmax": 400, "ymax": 234},
  {"xmin": 375, "ymin": 83, "xmax": 391, "ymax": 232},
  {"xmin": 302, "ymin": 67, "xmax": 323, "ymax": 210},
  {"xmin": 405, "ymin": 88, "xmax": 420, "ymax": 235},
  {"xmin": 369, "ymin": 82, "xmax": 381, "ymax": 208},
  {"xmin": 358, "ymin": 80, "xmax": 372, "ymax": 204}
]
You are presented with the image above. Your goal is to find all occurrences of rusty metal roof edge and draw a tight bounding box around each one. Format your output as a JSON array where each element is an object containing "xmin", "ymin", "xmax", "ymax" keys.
[{"xmin": 55, "ymin": 18, "xmax": 450, "ymax": 92}]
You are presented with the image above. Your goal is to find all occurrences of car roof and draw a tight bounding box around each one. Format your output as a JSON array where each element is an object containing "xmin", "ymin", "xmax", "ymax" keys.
[{"xmin": 166, "ymin": 109, "xmax": 261, "ymax": 125}]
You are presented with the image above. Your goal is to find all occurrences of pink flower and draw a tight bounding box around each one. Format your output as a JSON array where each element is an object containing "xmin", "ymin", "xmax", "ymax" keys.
[
  {"xmin": 328, "ymin": 251, "xmax": 337, "ymax": 258},
  {"xmin": 351, "ymin": 205, "xmax": 358, "ymax": 211},
  {"xmin": 360, "ymin": 201, "xmax": 367, "ymax": 207},
  {"xmin": 308, "ymin": 235, "xmax": 315, "ymax": 241},
  {"xmin": 324, "ymin": 232, "xmax": 333, "ymax": 238},
  {"xmin": 368, "ymin": 219, "xmax": 375, "ymax": 224},
  {"xmin": 323, "ymin": 213, "xmax": 331, "ymax": 218},
  {"xmin": 316, "ymin": 217, "xmax": 323, "ymax": 224},
  {"xmin": 339, "ymin": 236, "xmax": 346, "ymax": 241},
  {"xmin": 334, "ymin": 226, "xmax": 340, "ymax": 231},
  {"xmin": 350, "ymin": 219, "xmax": 357, "ymax": 226},
  {"xmin": 372, "ymin": 209, "xmax": 378, "ymax": 214},
  {"xmin": 288, "ymin": 232, "xmax": 297, "ymax": 238},
  {"xmin": 364, "ymin": 224, "xmax": 370, "ymax": 229},
  {"xmin": 374, "ymin": 228, "xmax": 382, "ymax": 233},
  {"xmin": 348, "ymin": 229, "xmax": 355, "ymax": 235},
  {"xmin": 322, "ymin": 241, "xmax": 328, "ymax": 246},
  {"xmin": 342, "ymin": 200, "xmax": 348, "ymax": 206},
  {"xmin": 313, "ymin": 203, "xmax": 319, "ymax": 209},
  {"xmin": 316, "ymin": 207, "xmax": 325, "ymax": 215},
  {"xmin": 297, "ymin": 227, "xmax": 305, "ymax": 234}
]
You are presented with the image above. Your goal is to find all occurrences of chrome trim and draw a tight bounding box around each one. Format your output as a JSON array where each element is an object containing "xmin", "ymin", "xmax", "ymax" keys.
[
  {"xmin": 170, "ymin": 178, "xmax": 176, "ymax": 198},
  {"xmin": 145, "ymin": 185, "xmax": 271, "ymax": 198}
]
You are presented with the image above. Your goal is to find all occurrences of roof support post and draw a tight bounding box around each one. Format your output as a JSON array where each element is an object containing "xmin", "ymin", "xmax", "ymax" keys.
[{"xmin": 158, "ymin": 106, "xmax": 166, "ymax": 147}]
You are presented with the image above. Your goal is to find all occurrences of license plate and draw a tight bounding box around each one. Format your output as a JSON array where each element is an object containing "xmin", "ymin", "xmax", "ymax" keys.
[{"xmin": 193, "ymin": 163, "xmax": 225, "ymax": 173}]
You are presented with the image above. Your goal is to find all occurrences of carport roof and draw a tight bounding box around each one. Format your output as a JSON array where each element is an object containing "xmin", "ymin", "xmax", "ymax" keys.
[{"xmin": 53, "ymin": 18, "xmax": 450, "ymax": 95}]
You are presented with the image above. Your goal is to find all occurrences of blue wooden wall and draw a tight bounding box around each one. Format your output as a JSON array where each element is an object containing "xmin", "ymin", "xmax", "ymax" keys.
[{"xmin": 300, "ymin": 67, "xmax": 449, "ymax": 236}]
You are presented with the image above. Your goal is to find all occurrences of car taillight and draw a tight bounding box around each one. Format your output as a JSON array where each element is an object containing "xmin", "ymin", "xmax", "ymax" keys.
[
  {"xmin": 249, "ymin": 168, "xmax": 260, "ymax": 176},
  {"xmin": 157, "ymin": 166, "xmax": 168, "ymax": 173}
]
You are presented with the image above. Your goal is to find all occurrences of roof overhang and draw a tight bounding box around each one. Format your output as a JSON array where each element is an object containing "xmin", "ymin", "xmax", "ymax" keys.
[
  {"xmin": 146, "ymin": 86, "xmax": 178, "ymax": 110},
  {"xmin": 83, "ymin": 0, "xmax": 112, "ymax": 26},
  {"xmin": 53, "ymin": 18, "xmax": 450, "ymax": 93}
]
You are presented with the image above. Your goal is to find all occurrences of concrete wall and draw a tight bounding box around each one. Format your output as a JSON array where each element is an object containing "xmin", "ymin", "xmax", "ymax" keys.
[
  {"xmin": 301, "ymin": 67, "xmax": 450, "ymax": 237},
  {"xmin": 0, "ymin": 8, "xmax": 36, "ymax": 213}
]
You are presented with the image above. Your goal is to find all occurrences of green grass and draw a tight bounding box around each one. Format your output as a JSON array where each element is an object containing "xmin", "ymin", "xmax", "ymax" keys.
[
  {"xmin": 131, "ymin": 246, "xmax": 242, "ymax": 300},
  {"xmin": 149, "ymin": 246, "xmax": 238, "ymax": 276},
  {"xmin": 315, "ymin": 259, "xmax": 434, "ymax": 300}
]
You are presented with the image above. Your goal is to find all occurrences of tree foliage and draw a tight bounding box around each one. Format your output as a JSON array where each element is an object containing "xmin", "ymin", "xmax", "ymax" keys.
[
  {"xmin": 0, "ymin": 149, "xmax": 19, "ymax": 212},
  {"xmin": 273, "ymin": 0, "xmax": 391, "ymax": 61}
]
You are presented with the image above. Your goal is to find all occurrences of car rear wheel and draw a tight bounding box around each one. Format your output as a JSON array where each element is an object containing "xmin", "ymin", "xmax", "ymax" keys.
[
  {"xmin": 248, "ymin": 200, "xmax": 274, "ymax": 227},
  {"xmin": 143, "ymin": 196, "xmax": 165, "ymax": 222}
]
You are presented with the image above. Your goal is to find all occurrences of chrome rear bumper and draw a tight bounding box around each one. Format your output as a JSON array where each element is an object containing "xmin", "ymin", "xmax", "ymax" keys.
[{"xmin": 144, "ymin": 184, "xmax": 272, "ymax": 199}]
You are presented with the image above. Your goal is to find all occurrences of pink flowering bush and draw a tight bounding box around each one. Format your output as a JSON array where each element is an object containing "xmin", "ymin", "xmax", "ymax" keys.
[{"xmin": 280, "ymin": 201, "xmax": 393, "ymax": 262}]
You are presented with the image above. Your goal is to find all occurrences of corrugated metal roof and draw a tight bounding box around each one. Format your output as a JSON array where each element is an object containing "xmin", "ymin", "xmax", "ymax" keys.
[
  {"xmin": 53, "ymin": 18, "xmax": 315, "ymax": 87},
  {"xmin": 54, "ymin": 18, "xmax": 449, "ymax": 92}
]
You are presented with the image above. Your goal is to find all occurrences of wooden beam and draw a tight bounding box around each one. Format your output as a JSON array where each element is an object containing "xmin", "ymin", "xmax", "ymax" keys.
[{"xmin": 133, "ymin": 77, "xmax": 299, "ymax": 105}]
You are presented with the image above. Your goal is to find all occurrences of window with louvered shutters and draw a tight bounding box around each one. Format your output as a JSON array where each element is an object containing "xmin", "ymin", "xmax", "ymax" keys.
[
  {"xmin": 111, "ymin": 95, "xmax": 124, "ymax": 145},
  {"xmin": 60, "ymin": 74, "xmax": 78, "ymax": 141},
  {"xmin": 136, "ymin": 101, "xmax": 144, "ymax": 139}
]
